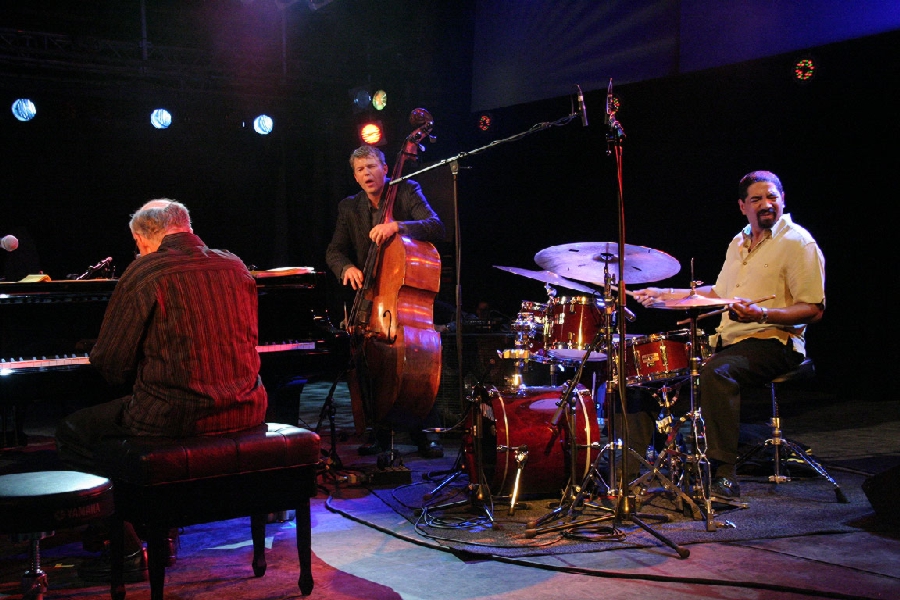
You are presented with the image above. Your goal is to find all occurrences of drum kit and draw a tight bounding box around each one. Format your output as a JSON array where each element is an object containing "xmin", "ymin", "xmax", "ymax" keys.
[{"xmin": 459, "ymin": 241, "xmax": 745, "ymax": 528}]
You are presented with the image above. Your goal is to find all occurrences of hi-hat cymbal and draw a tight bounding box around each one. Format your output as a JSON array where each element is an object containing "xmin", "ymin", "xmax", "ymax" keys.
[
  {"xmin": 493, "ymin": 266, "xmax": 597, "ymax": 294},
  {"xmin": 650, "ymin": 294, "xmax": 739, "ymax": 309},
  {"xmin": 534, "ymin": 242, "xmax": 680, "ymax": 285}
]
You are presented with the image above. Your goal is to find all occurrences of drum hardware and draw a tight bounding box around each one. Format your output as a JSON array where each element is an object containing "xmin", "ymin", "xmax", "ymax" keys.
[
  {"xmin": 497, "ymin": 443, "xmax": 529, "ymax": 516},
  {"xmin": 648, "ymin": 273, "xmax": 751, "ymax": 530},
  {"xmin": 525, "ymin": 249, "xmax": 688, "ymax": 557},
  {"xmin": 420, "ymin": 384, "xmax": 496, "ymax": 524},
  {"xmin": 625, "ymin": 380, "xmax": 707, "ymax": 521}
]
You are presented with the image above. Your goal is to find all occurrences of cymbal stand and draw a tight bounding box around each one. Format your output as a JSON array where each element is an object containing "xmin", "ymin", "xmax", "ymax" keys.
[
  {"xmin": 680, "ymin": 301, "xmax": 748, "ymax": 531},
  {"xmin": 525, "ymin": 320, "xmax": 612, "ymax": 535},
  {"xmin": 526, "ymin": 272, "xmax": 678, "ymax": 546},
  {"xmin": 627, "ymin": 380, "xmax": 704, "ymax": 521},
  {"xmin": 526, "ymin": 83, "xmax": 689, "ymax": 557}
]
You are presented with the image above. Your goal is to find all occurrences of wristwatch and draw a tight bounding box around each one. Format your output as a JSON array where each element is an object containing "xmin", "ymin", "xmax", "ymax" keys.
[{"xmin": 758, "ymin": 307, "xmax": 769, "ymax": 324}]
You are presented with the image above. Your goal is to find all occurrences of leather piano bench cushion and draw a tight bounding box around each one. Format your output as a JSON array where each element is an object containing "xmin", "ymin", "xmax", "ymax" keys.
[
  {"xmin": 0, "ymin": 470, "xmax": 114, "ymax": 534},
  {"xmin": 95, "ymin": 423, "xmax": 320, "ymax": 486}
]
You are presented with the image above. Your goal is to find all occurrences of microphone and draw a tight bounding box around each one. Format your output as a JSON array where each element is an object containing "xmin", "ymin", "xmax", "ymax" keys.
[
  {"xmin": 75, "ymin": 257, "xmax": 113, "ymax": 280},
  {"xmin": 576, "ymin": 84, "xmax": 588, "ymax": 127},
  {"xmin": 1, "ymin": 234, "xmax": 18, "ymax": 252}
]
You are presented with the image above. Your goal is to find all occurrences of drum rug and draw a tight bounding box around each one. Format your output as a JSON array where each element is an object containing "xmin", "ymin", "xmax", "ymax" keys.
[{"xmin": 325, "ymin": 450, "xmax": 879, "ymax": 559}]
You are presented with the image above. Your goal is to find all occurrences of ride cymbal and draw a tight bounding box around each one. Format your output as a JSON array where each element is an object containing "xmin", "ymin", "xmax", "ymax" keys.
[
  {"xmin": 534, "ymin": 242, "xmax": 680, "ymax": 285},
  {"xmin": 493, "ymin": 266, "xmax": 597, "ymax": 294}
]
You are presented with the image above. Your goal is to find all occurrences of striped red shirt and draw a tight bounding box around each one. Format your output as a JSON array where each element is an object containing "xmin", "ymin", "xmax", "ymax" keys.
[{"xmin": 90, "ymin": 232, "xmax": 267, "ymax": 436}]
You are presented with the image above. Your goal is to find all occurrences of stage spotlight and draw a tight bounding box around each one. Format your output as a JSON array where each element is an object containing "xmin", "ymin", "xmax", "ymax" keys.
[
  {"xmin": 350, "ymin": 87, "xmax": 372, "ymax": 113},
  {"xmin": 253, "ymin": 114, "xmax": 274, "ymax": 135},
  {"xmin": 150, "ymin": 108, "xmax": 172, "ymax": 129},
  {"xmin": 372, "ymin": 89, "xmax": 387, "ymax": 111},
  {"xmin": 11, "ymin": 99, "xmax": 36, "ymax": 122},
  {"xmin": 476, "ymin": 113, "xmax": 493, "ymax": 132},
  {"xmin": 359, "ymin": 120, "xmax": 386, "ymax": 146},
  {"xmin": 792, "ymin": 55, "xmax": 818, "ymax": 83}
]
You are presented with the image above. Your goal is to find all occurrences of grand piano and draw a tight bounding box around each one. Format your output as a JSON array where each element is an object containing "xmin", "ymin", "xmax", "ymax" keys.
[{"xmin": 0, "ymin": 270, "xmax": 350, "ymax": 447}]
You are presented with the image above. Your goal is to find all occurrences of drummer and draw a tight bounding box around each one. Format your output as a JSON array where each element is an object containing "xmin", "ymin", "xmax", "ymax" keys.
[{"xmin": 632, "ymin": 170, "xmax": 825, "ymax": 502}]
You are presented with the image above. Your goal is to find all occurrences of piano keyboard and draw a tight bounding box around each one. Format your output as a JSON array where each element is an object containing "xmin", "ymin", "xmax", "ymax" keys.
[{"xmin": 0, "ymin": 342, "xmax": 318, "ymax": 373}]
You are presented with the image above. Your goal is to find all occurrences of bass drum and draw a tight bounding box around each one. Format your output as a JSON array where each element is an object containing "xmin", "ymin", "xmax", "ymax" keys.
[{"xmin": 463, "ymin": 384, "xmax": 598, "ymax": 498}]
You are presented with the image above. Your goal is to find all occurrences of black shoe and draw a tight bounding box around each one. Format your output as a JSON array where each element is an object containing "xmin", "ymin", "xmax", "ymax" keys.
[
  {"xmin": 418, "ymin": 441, "xmax": 444, "ymax": 459},
  {"xmin": 78, "ymin": 547, "xmax": 148, "ymax": 583},
  {"xmin": 709, "ymin": 477, "xmax": 741, "ymax": 499}
]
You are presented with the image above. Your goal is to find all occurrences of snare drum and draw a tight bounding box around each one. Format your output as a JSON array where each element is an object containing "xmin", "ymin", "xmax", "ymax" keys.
[
  {"xmin": 463, "ymin": 384, "xmax": 598, "ymax": 497},
  {"xmin": 545, "ymin": 296, "xmax": 606, "ymax": 362}
]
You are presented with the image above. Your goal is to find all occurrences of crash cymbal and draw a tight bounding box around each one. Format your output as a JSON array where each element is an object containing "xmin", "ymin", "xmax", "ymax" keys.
[
  {"xmin": 493, "ymin": 266, "xmax": 597, "ymax": 294},
  {"xmin": 649, "ymin": 294, "xmax": 739, "ymax": 309},
  {"xmin": 534, "ymin": 242, "xmax": 680, "ymax": 285}
]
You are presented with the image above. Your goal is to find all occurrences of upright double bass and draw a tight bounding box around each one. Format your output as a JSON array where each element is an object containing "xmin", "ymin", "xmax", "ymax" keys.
[{"xmin": 346, "ymin": 110, "xmax": 442, "ymax": 436}]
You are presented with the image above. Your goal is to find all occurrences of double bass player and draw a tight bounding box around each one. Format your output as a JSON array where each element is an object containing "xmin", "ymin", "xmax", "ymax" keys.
[{"xmin": 326, "ymin": 144, "xmax": 446, "ymax": 458}]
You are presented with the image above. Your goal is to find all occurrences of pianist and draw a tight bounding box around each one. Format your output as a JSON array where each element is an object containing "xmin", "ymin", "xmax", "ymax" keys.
[{"xmin": 55, "ymin": 198, "xmax": 268, "ymax": 582}]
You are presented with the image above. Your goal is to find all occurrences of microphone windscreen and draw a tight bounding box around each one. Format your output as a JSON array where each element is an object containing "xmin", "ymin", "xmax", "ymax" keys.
[{"xmin": 1, "ymin": 235, "xmax": 19, "ymax": 251}]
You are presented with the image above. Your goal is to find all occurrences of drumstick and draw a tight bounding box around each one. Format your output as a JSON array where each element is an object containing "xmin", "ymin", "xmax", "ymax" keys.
[
  {"xmin": 675, "ymin": 294, "xmax": 777, "ymax": 326},
  {"xmin": 608, "ymin": 285, "xmax": 637, "ymax": 298}
]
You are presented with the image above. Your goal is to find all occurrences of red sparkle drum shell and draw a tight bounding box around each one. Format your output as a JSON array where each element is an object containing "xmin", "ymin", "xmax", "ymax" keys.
[
  {"xmin": 616, "ymin": 330, "xmax": 708, "ymax": 385},
  {"xmin": 463, "ymin": 384, "xmax": 599, "ymax": 497},
  {"xmin": 544, "ymin": 296, "xmax": 606, "ymax": 362}
]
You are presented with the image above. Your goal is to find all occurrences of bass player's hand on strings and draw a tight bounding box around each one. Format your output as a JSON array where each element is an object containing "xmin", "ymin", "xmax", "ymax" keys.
[
  {"xmin": 342, "ymin": 266, "xmax": 365, "ymax": 290},
  {"xmin": 369, "ymin": 221, "xmax": 399, "ymax": 246}
]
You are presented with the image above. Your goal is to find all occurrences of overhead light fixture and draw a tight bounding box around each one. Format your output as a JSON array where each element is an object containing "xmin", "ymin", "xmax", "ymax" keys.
[
  {"xmin": 253, "ymin": 114, "xmax": 274, "ymax": 135},
  {"xmin": 349, "ymin": 85, "xmax": 388, "ymax": 113},
  {"xmin": 476, "ymin": 112, "xmax": 494, "ymax": 132},
  {"xmin": 150, "ymin": 108, "xmax": 172, "ymax": 129},
  {"xmin": 372, "ymin": 89, "xmax": 387, "ymax": 111},
  {"xmin": 350, "ymin": 87, "xmax": 372, "ymax": 114},
  {"xmin": 11, "ymin": 99, "xmax": 36, "ymax": 122},
  {"xmin": 792, "ymin": 55, "xmax": 818, "ymax": 83},
  {"xmin": 358, "ymin": 120, "xmax": 385, "ymax": 146}
]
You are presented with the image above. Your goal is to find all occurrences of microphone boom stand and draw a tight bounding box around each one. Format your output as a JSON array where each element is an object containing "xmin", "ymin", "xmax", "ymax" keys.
[
  {"xmin": 525, "ymin": 89, "xmax": 689, "ymax": 558},
  {"xmin": 405, "ymin": 110, "xmax": 583, "ymax": 522}
]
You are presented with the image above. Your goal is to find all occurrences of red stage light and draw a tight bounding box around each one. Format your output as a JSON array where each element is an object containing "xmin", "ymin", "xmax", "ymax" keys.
[{"xmin": 359, "ymin": 121, "xmax": 386, "ymax": 146}]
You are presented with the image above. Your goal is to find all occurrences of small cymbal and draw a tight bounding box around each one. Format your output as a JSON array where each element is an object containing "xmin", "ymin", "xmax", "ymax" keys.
[
  {"xmin": 493, "ymin": 266, "xmax": 597, "ymax": 294},
  {"xmin": 534, "ymin": 242, "xmax": 680, "ymax": 285},
  {"xmin": 650, "ymin": 294, "xmax": 739, "ymax": 309}
]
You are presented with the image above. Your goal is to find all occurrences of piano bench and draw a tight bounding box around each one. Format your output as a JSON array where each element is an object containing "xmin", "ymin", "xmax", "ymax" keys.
[{"xmin": 87, "ymin": 423, "xmax": 321, "ymax": 600}]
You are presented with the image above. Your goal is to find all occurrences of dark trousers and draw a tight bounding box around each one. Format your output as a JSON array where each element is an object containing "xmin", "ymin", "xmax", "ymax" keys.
[{"xmin": 699, "ymin": 338, "xmax": 802, "ymax": 466}]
